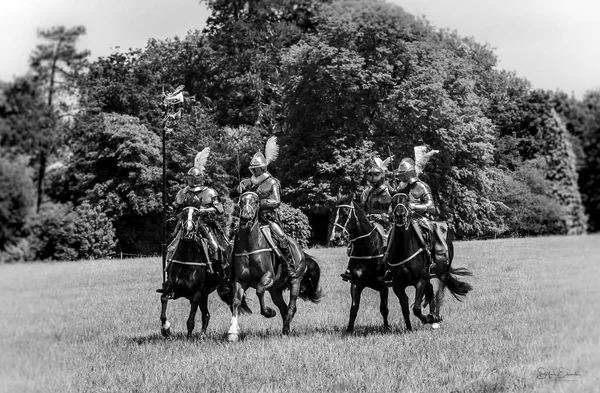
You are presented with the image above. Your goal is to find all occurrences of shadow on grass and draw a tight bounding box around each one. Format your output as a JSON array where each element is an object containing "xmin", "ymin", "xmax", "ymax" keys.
[{"xmin": 124, "ymin": 321, "xmax": 427, "ymax": 346}]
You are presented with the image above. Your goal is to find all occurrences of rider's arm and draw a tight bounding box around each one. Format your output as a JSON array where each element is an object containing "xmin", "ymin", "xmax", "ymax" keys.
[
  {"xmin": 410, "ymin": 193, "xmax": 435, "ymax": 215},
  {"xmin": 260, "ymin": 181, "xmax": 281, "ymax": 209}
]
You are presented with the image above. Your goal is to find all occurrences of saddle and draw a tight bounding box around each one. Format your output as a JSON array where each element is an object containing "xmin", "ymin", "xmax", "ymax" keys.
[{"xmin": 260, "ymin": 225, "xmax": 282, "ymax": 258}]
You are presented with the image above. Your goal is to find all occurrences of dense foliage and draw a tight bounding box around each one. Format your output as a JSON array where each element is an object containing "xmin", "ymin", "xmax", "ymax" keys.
[{"xmin": 1, "ymin": 0, "xmax": 599, "ymax": 261}]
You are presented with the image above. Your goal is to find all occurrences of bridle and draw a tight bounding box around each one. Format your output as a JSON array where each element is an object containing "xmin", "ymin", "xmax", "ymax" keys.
[
  {"xmin": 387, "ymin": 197, "xmax": 424, "ymax": 266},
  {"xmin": 181, "ymin": 206, "xmax": 200, "ymax": 240},
  {"xmin": 331, "ymin": 202, "xmax": 383, "ymax": 259},
  {"xmin": 239, "ymin": 192, "xmax": 259, "ymax": 229}
]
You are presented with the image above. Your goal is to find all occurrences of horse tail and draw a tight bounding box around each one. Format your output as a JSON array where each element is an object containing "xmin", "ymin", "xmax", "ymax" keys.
[
  {"xmin": 445, "ymin": 266, "xmax": 473, "ymax": 301},
  {"xmin": 299, "ymin": 252, "xmax": 323, "ymax": 303}
]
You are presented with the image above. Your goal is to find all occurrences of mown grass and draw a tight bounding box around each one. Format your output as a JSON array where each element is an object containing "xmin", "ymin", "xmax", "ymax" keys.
[{"xmin": 1, "ymin": 235, "xmax": 599, "ymax": 392}]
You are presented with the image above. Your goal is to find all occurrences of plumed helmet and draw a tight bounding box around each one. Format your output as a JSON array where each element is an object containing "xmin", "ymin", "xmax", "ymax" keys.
[
  {"xmin": 249, "ymin": 136, "xmax": 279, "ymax": 169},
  {"xmin": 249, "ymin": 152, "xmax": 268, "ymax": 169},
  {"xmin": 187, "ymin": 167, "xmax": 203, "ymax": 186},
  {"xmin": 187, "ymin": 147, "xmax": 210, "ymax": 187},
  {"xmin": 397, "ymin": 157, "xmax": 418, "ymax": 184},
  {"xmin": 366, "ymin": 155, "xmax": 394, "ymax": 175}
]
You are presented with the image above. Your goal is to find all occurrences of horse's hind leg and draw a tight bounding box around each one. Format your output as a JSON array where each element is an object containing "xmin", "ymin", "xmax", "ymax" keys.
[
  {"xmin": 281, "ymin": 280, "xmax": 301, "ymax": 335},
  {"xmin": 160, "ymin": 294, "xmax": 172, "ymax": 337},
  {"xmin": 256, "ymin": 272, "xmax": 276, "ymax": 318},
  {"xmin": 347, "ymin": 284, "xmax": 364, "ymax": 333},
  {"xmin": 392, "ymin": 283, "xmax": 412, "ymax": 331},
  {"xmin": 413, "ymin": 279, "xmax": 434, "ymax": 325},
  {"xmin": 187, "ymin": 300, "xmax": 199, "ymax": 339},
  {"xmin": 269, "ymin": 289, "xmax": 288, "ymax": 324},
  {"xmin": 198, "ymin": 293, "xmax": 210, "ymax": 336}
]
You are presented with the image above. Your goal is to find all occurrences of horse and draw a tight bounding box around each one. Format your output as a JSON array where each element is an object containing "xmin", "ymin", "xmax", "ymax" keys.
[
  {"xmin": 329, "ymin": 193, "xmax": 390, "ymax": 333},
  {"xmin": 226, "ymin": 191, "xmax": 323, "ymax": 342},
  {"xmin": 160, "ymin": 206, "xmax": 250, "ymax": 338},
  {"xmin": 388, "ymin": 193, "xmax": 472, "ymax": 331}
]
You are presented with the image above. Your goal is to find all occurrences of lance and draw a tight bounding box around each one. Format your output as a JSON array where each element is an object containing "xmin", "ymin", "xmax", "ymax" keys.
[
  {"xmin": 160, "ymin": 84, "xmax": 185, "ymax": 284},
  {"xmin": 388, "ymin": 145, "xmax": 397, "ymax": 193}
]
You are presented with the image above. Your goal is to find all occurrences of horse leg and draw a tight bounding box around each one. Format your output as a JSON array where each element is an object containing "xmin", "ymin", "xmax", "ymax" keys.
[
  {"xmin": 430, "ymin": 275, "xmax": 446, "ymax": 328},
  {"xmin": 392, "ymin": 283, "xmax": 412, "ymax": 331},
  {"xmin": 281, "ymin": 279, "xmax": 301, "ymax": 335},
  {"xmin": 187, "ymin": 300, "xmax": 198, "ymax": 339},
  {"xmin": 346, "ymin": 283, "xmax": 364, "ymax": 333},
  {"xmin": 413, "ymin": 279, "xmax": 434, "ymax": 325},
  {"xmin": 269, "ymin": 289, "xmax": 288, "ymax": 324},
  {"xmin": 160, "ymin": 294, "xmax": 172, "ymax": 337},
  {"xmin": 227, "ymin": 281, "xmax": 245, "ymax": 342},
  {"xmin": 256, "ymin": 272, "xmax": 276, "ymax": 319},
  {"xmin": 379, "ymin": 285, "xmax": 390, "ymax": 331},
  {"xmin": 199, "ymin": 293, "xmax": 210, "ymax": 336}
]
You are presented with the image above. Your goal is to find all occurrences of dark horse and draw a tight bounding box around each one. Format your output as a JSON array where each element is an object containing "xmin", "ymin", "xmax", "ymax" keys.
[
  {"xmin": 160, "ymin": 206, "xmax": 249, "ymax": 338},
  {"xmin": 226, "ymin": 192, "xmax": 323, "ymax": 341},
  {"xmin": 330, "ymin": 193, "xmax": 390, "ymax": 333},
  {"xmin": 388, "ymin": 193, "xmax": 472, "ymax": 331}
]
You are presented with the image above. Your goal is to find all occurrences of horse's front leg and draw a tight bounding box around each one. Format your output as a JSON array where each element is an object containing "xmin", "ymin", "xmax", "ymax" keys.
[
  {"xmin": 347, "ymin": 283, "xmax": 364, "ymax": 333},
  {"xmin": 378, "ymin": 284, "xmax": 390, "ymax": 331},
  {"xmin": 256, "ymin": 272, "xmax": 276, "ymax": 318},
  {"xmin": 160, "ymin": 293, "xmax": 172, "ymax": 337},
  {"xmin": 227, "ymin": 281, "xmax": 245, "ymax": 342},
  {"xmin": 392, "ymin": 282, "xmax": 412, "ymax": 331},
  {"xmin": 198, "ymin": 293, "xmax": 211, "ymax": 336},
  {"xmin": 187, "ymin": 300, "xmax": 199, "ymax": 338}
]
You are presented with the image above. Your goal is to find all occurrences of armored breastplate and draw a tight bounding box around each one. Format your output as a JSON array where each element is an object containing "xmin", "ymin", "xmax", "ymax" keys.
[
  {"xmin": 180, "ymin": 187, "xmax": 214, "ymax": 209},
  {"xmin": 363, "ymin": 185, "xmax": 392, "ymax": 215}
]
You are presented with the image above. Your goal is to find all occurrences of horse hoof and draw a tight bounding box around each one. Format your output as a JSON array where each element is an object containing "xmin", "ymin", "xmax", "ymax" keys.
[
  {"xmin": 262, "ymin": 308, "xmax": 276, "ymax": 319},
  {"xmin": 431, "ymin": 323, "xmax": 440, "ymax": 329},
  {"xmin": 226, "ymin": 333, "xmax": 239, "ymax": 342},
  {"xmin": 161, "ymin": 327, "xmax": 172, "ymax": 337}
]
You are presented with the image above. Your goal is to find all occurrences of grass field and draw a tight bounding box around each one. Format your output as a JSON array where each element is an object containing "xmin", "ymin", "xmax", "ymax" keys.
[{"xmin": 1, "ymin": 235, "xmax": 599, "ymax": 392}]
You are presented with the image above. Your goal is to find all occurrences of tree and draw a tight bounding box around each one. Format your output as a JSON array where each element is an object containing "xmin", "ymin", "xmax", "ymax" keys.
[
  {"xmin": 28, "ymin": 25, "xmax": 90, "ymax": 212},
  {"xmin": 579, "ymin": 90, "xmax": 600, "ymax": 231},
  {"xmin": 0, "ymin": 156, "xmax": 34, "ymax": 251}
]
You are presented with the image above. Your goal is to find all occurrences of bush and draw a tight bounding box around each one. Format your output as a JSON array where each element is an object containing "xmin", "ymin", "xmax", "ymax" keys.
[
  {"xmin": 28, "ymin": 202, "xmax": 117, "ymax": 261},
  {"xmin": 278, "ymin": 202, "xmax": 312, "ymax": 248},
  {"xmin": 0, "ymin": 156, "xmax": 34, "ymax": 250},
  {"xmin": 493, "ymin": 165, "xmax": 566, "ymax": 237}
]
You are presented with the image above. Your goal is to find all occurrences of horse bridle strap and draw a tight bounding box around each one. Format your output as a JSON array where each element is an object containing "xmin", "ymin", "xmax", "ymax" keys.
[
  {"xmin": 386, "ymin": 248, "xmax": 424, "ymax": 267},
  {"xmin": 350, "ymin": 254, "xmax": 384, "ymax": 260},
  {"xmin": 234, "ymin": 248, "xmax": 273, "ymax": 257}
]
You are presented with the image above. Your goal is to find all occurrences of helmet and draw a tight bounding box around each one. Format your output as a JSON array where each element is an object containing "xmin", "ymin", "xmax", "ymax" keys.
[
  {"xmin": 187, "ymin": 167, "xmax": 203, "ymax": 187},
  {"xmin": 249, "ymin": 152, "xmax": 268, "ymax": 169},
  {"xmin": 397, "ymin": 158, "xmax": 418, "ymax": 184}
]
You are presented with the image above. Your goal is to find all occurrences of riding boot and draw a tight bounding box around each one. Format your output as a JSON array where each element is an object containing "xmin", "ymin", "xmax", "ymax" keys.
[
  {"xmin": 156, "ymin": 281, "xmax": 174, "ymax": 299},
  {"xmin": 280, "ymin": 245, "xmax": 298, "ymax": 279}
]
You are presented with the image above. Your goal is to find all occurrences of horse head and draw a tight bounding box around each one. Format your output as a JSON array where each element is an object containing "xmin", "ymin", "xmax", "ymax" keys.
[
  {"xmin": 238, "ymin": 191, "xmax": 260, "ymax": 229},
  {"xmin": 330, "ymin": 191, "xmax": 359, "ymax": 246},
  {"xmin": 391, "ymin": 193, "xmax": 412, "ymax": 229},
  {"xmin": 180, "ymin": 206, "xmax": 201, "ymax": 241}
]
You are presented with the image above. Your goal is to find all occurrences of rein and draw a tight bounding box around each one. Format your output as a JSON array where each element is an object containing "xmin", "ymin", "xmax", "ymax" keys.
[
  {"xmin": 387, "ymin": 247, "xmax": 424, "ymax": 267},
  {"xmin": 234, "ymin": 248, "xmax": 273, "ymax": 257},
  {"xmin": 333, "ymin": 202, "xmax": 384, "ymax": 260}
]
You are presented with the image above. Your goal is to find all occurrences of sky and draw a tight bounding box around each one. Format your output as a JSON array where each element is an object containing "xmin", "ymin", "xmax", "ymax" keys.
[{"xmin": 1, "ymin": 0, "xmax": 599, "ymax": 99}]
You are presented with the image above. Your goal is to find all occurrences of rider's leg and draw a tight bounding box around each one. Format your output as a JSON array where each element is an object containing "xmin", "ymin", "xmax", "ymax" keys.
[
  {"xmin": 379, "ymin": 225, "xmax": 396, "ymax": 284},
  {"xmin": 271, "ymin": 222, "xmax": 298, "ymax": 279}
]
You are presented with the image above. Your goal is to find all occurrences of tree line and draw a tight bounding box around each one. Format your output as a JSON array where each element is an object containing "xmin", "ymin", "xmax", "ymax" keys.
[{"xmin": 1, "ymin": 0, "xmax": 599, "ymax": 262}]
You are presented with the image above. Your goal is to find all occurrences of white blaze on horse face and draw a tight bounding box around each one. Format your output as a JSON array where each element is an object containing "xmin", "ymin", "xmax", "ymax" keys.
[
  {"xmin": 228, "ymin": 316, "xmax": 239, "ymax": 335},
  {"xmin": 185, "ymin": 208, "xmax": 194, "ymax": 232}
]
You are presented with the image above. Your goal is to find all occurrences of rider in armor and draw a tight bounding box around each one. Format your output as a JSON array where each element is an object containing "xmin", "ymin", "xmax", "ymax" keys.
[
  {"xmin": 238, "ymin": 137, "xmax": 299, "ymax": 279},
  {"xmin": 380, "ymin": 152, "xmax": 438, "ymax": 284},
  {"xmin": 340, "ymin": 155, "xmax": 393, "ymax": 282},
  {"xmin": 157, "ymin": 148, "xmax": 229, "ymax": 296}
]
